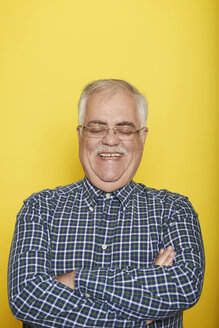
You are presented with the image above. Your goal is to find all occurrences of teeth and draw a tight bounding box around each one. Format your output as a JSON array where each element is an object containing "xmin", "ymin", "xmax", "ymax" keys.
[{"xmin": 99, "ymin": 153, "xmax": 122, "ymax": 157}]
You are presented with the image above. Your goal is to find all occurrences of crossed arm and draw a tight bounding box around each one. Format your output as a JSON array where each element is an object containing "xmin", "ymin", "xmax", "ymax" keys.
[
  {"xmin": 55, "ymin": 246, "xmax": 176, "ymax": 325},
  {"xmin": 55, "ymin": 246, "xmax": 176, "ymax": 290},
  {"xmin": 8, "ymin": 195, "xmax": 204, "ymax": 327}
]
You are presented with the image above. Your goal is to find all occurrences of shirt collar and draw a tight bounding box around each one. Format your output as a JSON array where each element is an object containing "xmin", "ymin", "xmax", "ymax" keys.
[
  {"xmin": 113, "ymin": 180, "xmax": 137, "ymax": 203},
  {"xmin": 83, "ymin": 177, "xmax": 104, "ymax": 199},
  {"xmin": 82, "ymin": 177, "xmax": 137, "ymax": 207}
]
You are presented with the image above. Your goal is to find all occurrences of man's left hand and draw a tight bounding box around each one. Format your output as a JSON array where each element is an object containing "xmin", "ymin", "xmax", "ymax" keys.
[
  {"xmin": 55, "ymin": 270, "xmax": 77, "ymax": 289},
  {"xmin": 55, "ymin": 247, "xmax": 176, "ymax": 326}
]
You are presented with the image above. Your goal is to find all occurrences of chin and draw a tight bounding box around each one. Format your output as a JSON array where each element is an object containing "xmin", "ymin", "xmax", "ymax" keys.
[
  {"xmin": 101, "ymin": 175, "xmax": 120, "ymax": 182},
  {"xmin": 97, "ymin": 172, "xmax": 124, "ymax": 183}
]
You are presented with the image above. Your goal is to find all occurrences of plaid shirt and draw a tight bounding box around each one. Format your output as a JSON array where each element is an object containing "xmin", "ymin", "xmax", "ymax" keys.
[{"xmin": 8, "ymin": 178, "xmax": 205, "ymax": 328}]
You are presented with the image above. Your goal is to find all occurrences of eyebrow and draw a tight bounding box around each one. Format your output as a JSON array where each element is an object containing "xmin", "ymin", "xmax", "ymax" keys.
[
  {"xmin": 87, "ymin": 120, "xmax": 136, "ymax": 128},
  {"xmin": 116, "ymin": 121, "xmax": 136, "ymax": 128},
  {"xmin": 87, "ymin": 120, "xmax": 107, "ymax": 126}
]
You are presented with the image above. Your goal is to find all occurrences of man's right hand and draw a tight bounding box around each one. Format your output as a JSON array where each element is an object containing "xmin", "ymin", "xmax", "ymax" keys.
[
  {"xmin": 146, "ymin": 246, "xmax": 176, "ymax": 326},
  {"xmin": 154, "ymin": 246, "xmax": 176, "ymax": 266},
  {"xmin": 55, "ymin": 247, "xmax": 176, "ymax": 326}
]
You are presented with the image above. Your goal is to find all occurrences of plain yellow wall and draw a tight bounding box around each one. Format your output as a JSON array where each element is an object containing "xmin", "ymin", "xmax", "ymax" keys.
[{"xmin": 1, "ymin": 0, "xmax": 218, "ymax": 327}]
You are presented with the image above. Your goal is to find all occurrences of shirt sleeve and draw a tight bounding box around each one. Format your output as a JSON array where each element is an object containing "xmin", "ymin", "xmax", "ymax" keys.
[
  {"xmin": 8, "ymin": 196, "xmax": 140, "ymax": 327},
  {"xmin": 75, "ymin": 196, "xmax": 205, "ymax": 321}
]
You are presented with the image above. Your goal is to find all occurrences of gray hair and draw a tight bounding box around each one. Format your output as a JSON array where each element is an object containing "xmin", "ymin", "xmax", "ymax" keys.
[{"xmin": 78, "ymin": 79, "xmax": 148, "ymax": 127}]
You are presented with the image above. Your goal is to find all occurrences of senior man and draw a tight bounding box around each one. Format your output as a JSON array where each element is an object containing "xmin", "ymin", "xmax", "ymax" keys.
[{"xmin": 8, "ymin": 79, "xmax": 205, "ymax": 328}]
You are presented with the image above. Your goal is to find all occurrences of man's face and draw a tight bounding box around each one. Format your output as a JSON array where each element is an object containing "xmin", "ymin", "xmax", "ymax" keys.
[{"xmin": 77, "ymin": 90, "xmax": 148, "ymax": 192}]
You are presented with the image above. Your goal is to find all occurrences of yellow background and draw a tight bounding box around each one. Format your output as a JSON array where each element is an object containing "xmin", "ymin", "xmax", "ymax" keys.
[{"xmin": 1, "ymin": 0, "xmax": 218, "ymax": 327}]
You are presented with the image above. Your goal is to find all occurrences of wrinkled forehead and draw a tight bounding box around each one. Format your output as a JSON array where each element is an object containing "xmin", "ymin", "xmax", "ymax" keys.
[
  {"xmin": 84, "ymin": 90, "xmax": 140, "ymax": 126},
  {"xmin": 86, "ymin": 89, "xmax": 139, "ymax": 113}
]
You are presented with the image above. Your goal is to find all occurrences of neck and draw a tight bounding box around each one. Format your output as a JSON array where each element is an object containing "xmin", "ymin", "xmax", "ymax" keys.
[{"xmin": 85, "ymin": 176, "xmax": 130, "ymax": 192}]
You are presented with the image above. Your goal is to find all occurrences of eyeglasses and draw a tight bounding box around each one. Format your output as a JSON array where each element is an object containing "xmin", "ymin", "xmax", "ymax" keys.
[{"xmin": 78, "ymin": 124, "xmax": 145, "ymax": 141}]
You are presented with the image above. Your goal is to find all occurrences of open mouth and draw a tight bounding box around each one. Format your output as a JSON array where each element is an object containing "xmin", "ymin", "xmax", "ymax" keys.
[{"xmin": 99, "ymin": 152, "xmax": 122, "ymax": 158}]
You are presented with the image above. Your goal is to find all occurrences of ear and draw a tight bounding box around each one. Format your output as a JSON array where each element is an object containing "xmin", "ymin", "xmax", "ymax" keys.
[
  {"xmin": 76, "ymin": 126, "xmax": 81, "ymax": 138},
  {"xmin": 76, "ymin": 126, "xmax": 82, "ymax": 140},
  {"xmin": 140, "ymin": 127, "xmax": 148, "ymax": 146}
]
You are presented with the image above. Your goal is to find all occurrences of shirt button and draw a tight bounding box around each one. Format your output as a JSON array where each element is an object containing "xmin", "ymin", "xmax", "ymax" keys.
[
  {"xmin": 123, "ymin": 206, "xmax": 126, "ymax": 211},
  {"xmin": 89, "ymin": 206, "xmax": 94, "ymax": 211},
  {"xmin": 105, "ymin": 193, "xmax": 110, "ymax": 199},
  {"xmin": 85, "ymin": 293, "xmax": 91, "ymax": 298},
  {"xmin": 102, "ymin": 244, "xmax": 107, "ymax": 250}
]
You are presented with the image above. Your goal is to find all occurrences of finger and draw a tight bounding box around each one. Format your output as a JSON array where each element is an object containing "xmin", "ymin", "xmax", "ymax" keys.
[
  {"xmin": 154, "ymin": 246, "xmax": 176, "ymax": 266},
  {"xmin": 154, "ymin": 246, "xmax": 174, "ymax": 266},
  {"xmin": 146, "ymin": 319, "xmax": 153, "ymax": 325},
  {"xmin": 153, "ymin": 248, "xmax": 164, "ymax": 263},
  {"xmin": 164, "ymin": 251, "xmax": 176, "ymax": 266}
]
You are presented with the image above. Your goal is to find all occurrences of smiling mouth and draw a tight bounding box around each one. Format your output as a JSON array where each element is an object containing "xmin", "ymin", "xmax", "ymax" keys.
[{"xmin": 99, "ymin": 152, "xmax": 122, "ymax": 158}]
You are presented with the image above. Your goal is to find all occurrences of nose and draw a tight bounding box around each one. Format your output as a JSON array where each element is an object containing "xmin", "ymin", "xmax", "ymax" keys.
[{"xmin": 102, "ymin": 128, "xmax": 120, "ymax": 146}]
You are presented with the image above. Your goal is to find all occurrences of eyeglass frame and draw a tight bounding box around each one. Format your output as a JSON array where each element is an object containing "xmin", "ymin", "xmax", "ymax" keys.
[{"xmin": 78, "ymin": 124, "xmax": 146, "ymax": 140}]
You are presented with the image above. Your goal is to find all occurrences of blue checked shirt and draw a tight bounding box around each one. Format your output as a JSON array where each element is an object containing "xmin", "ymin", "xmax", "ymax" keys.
[{"xmin": 8, "ymin": 178, "xmax": 205, "ymax": 328}]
